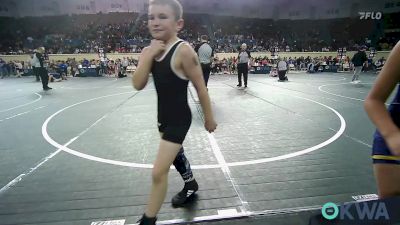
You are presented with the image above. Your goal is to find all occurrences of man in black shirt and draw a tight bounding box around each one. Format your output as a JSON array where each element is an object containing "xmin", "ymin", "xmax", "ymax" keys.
[
  {"xmin": 36, "ymin": 47, "xmax": 52, "ymax": 90},
  {"xmin": 351, "ymin": 46, "xmax": 368, "ymax": 84}
]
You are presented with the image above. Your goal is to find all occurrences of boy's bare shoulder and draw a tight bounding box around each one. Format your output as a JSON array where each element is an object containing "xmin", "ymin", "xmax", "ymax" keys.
[
  {"xmin": 141, "ymin": 46, "xmax": 151, "ymax": 53},
  {"xmin": 178, "ymin": 42, "xmax": 196, "ymax": 57}
]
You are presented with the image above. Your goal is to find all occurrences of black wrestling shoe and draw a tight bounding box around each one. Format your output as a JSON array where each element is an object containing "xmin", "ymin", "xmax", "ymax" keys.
[
  {"xmin": 237, "ymin": 84, "xmax": 242, "ymax": 87},
  {"xmin": 171, "ymin": 179, "xmax": 198, "ymax": 207},
  {"xmin": 137, "ymin": 214, "xmax": 157, "ymax": 225}
]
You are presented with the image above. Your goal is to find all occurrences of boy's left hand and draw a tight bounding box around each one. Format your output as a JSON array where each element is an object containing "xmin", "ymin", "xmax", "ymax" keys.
[{"xmin": 205, "ymin": 118, "xmax": 217, "ymax": 133}]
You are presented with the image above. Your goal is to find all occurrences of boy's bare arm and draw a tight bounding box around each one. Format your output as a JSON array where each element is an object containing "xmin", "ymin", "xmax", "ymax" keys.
[
  {"xmin": 179, "ymin": 43, "xmax": 216, "ymax": 132},
  {"xmin": 132, "ymin": 47, "xmax": 153, "ymax": 90},
  {"xmin": 365, "ymin": 42, "xmax": 400, "ymax": 139},
  {"xmin": 365, "ymin": 42, "xmax": 400, "ymax": 156},
  {"xmin": 132, "ymin": 40, "xmax": 165, "ymax": 90}
]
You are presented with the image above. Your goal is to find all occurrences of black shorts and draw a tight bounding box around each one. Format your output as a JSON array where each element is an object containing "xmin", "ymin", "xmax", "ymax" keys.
[{"xmin": 158, "ymin": 122, "xmax": 191, "ymax": 144}]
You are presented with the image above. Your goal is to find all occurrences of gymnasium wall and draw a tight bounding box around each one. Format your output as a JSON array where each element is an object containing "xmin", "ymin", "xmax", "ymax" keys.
[{"xmin": 2, "ymin": 0, "xmax": 399, "ymax": 19}]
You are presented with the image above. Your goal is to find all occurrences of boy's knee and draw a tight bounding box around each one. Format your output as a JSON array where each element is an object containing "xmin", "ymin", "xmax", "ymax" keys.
[{"xmin": 152, "ymin": 167, "xmax": 168, "ymax": 184}]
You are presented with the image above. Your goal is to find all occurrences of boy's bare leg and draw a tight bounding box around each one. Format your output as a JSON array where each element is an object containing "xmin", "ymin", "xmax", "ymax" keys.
[
  {"xmin": 145, "ymin": 139, "xmax": 181, "ymax": 217},
  {"xmin": 374, "ymin": 164, "xmax": 400, "ymax": 198}
]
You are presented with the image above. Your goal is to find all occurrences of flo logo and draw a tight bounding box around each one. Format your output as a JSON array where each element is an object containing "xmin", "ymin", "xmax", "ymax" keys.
[
  {"xmin": 322, "ymin": 202, "xmax": 389, "ymax": 221},
  {"xmin": 359, "ymin": 12, "xmax": 382, "ymax": 20}
]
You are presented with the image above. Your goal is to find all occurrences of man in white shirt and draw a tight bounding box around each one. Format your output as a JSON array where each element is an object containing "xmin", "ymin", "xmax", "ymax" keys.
[
  {"xmin": 237, "ymin": 43, "xmax": 251, "ymax": 88},
  {"xmin": 195, "ymin": 35, "xmax": 213, "ymax": 87},
  {"xmin": 15, "ymin": 61, "xmax": 23, "ymax": 78},
  {"xmin": 122, "ymin": 57, "xmax": 129, "ymax": 76},
  {"xmin": 31, "ymin": 50, "xmax": 41, "ymax": 81},
  {"xmin": 277, "ymin": 58, "xmax": 288, "ymax": 82}
]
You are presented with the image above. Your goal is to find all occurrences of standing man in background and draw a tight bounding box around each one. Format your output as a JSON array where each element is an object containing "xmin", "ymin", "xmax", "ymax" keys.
[
  {"xmin": 36, "ymin": 47, "xmax": 52, "ymax": 91},
  {"xmin": 351, "ymin": 46, "xmax": 368, "ymax": 84},
  {"xmin": 31, "ymin": 49, "xmax": 40, "ymax": 82},
  {"xmin": 0, "ymin": 58, "xmax": 5, "ymax": 79},
  {"xmin": 122, "ymin": 57, "xmax": 129, "ymax": 76},
  {"xmin": 277, "ymin": 57, "xmax": 288, "ymax": 82},
  {"xmin": 237, "ymin": 43, "xmax": 251, "ymax": 88},
  {"xmin": 195, "ymin": 35, "xmax": 213, "ymax": 87}
]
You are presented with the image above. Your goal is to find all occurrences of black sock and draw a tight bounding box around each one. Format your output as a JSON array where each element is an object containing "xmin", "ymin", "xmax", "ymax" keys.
[{"xmin": 173, "ymin": 147, "xmax": 194, "ymax": 183}]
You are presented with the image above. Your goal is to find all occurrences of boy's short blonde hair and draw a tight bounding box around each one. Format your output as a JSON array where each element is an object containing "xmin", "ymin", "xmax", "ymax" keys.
[{"xmin": 149, "ymin": 0, "xmax": 183, "ymax": 21}]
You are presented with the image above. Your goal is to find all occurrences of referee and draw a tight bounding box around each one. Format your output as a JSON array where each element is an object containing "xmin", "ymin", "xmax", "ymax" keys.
[
  {"xmin": 195, "ymin": 35, "xmax": 213, "ymax": 87},
  {"xmin": 237, "ymin": 43, "xmax": 251, "ymax": 88}
]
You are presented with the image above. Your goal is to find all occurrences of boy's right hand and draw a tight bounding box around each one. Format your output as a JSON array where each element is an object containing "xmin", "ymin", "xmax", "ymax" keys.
[
  {"xmin": 386, "ymin": 131, "xmax": 400, "ymax": 156},
  {"xmin": 147, "ymin": 40, "xmax": 166, "ymax": 59}
]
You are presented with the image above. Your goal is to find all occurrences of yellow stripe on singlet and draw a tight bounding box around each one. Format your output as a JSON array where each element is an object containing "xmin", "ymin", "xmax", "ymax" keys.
[{"xmin": 372, "ymin": 155, "xmax": 400, "ymax": 161}]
